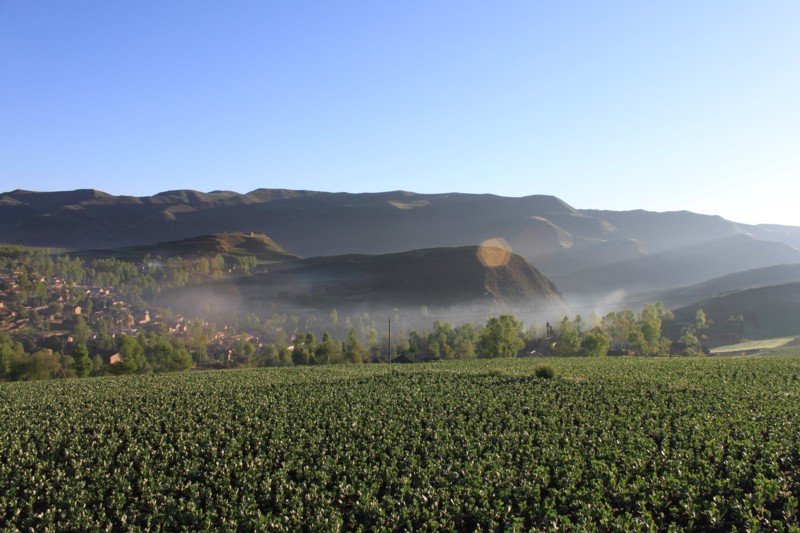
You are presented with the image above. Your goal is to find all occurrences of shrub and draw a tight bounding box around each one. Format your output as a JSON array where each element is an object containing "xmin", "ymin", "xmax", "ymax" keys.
[{"xmin": 534, "ymin": 365, "xmax": 555, "ymax": 379}]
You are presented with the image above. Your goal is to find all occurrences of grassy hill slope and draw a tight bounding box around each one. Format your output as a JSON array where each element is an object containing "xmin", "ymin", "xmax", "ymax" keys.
[{"xmin": 671, "ymin": 282, "xmax": 800, "ymax": 345}]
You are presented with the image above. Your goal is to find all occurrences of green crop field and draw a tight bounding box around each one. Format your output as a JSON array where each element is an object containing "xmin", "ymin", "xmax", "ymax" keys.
[{"xmin": 2, "ymin": 357, "xmax": 800, "ymax": 530}]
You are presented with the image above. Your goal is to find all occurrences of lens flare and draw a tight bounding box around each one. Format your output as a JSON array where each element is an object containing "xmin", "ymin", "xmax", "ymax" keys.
[{"xmin": 477, "ymin": 238, "xmax": 512, "ymax": 268}]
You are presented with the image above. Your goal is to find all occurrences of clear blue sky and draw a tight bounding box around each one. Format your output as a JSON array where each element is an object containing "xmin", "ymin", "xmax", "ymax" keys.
[{"xmin": 2, "ymin": 1, "xmax": 799, "ymax": 225}]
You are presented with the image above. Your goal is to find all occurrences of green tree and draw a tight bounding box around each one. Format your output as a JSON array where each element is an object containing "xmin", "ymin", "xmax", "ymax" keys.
[
  {"xmin": 210, "ymin": 254, "xmax": 226, "ymax": 279},
  {"xmin": 167, "ymin": 347, "xmax": 194, "ymax": 371},
  {"xmin": 73, "ymin": 315, "xmax": 91, "ymax": 345},
  {"xmin": 315, "ymin": 331, "xmax": 340, "ymax": 364},
  {"xmin": 61, "ymin": 354, "xmax": 77, "ymax": 378},
  {"xmin": 279, "ymin": 344, "xmax": 294, "ymax": 366},
  {"xmin": 256, "ymin": 345, "xmax": 281, "ymax": 367},
  {"xmin": 554, "ymin": 316, "xmax": 580, "ymax": 357},
  {"xmin": 72, "ymin": 343, "xmax": 93, "ymax": 378},
  {"xmin": 344, "ymin": 328, "xmax": 368, "ymax": 364},
  {"xmin": 0, "ymin": 333, "xmax": 26, "ymax": 380},
  {"xmin": 479, "ymin": 315, "xmax": 525, "ymax": 358},
  {"xmin": 601, "ymin": 309, "xmax": 636, "ymax": 352},
  {"xmin": 19, "ymin": 350, "xmax": 62, "ymax": 381},
  {"xmin": 580, "ymin": 329, "xmax": 611, "ymax": 357},
  {"xmin": 96, "ymin": 318, "xmax": 115, "ymax": 351},
  {"xmin": 639, "ymin": 304, "xmax": 662, "ymax": 354},
  {"xmin": 116, "ymin": 334, "xmax": 148, "ymax": 374},
  {"xmin": 291, "ymin": 336, "xmax": 310, "ymax": 365},
  {"xmin": 366, "ymin": 328, "xmax": 381, "ymax": 359},
  {"xmin": 639, "ymin": 302, "xmax": 673, "ymax": 355},
  {"xmin": 454, "ymin": 323, "xmax": 479, "ymax": 359},
  {"xmin": 627, "ymin": 328, "xmax": 647, "ymax": 356},
  {"xmin": 679, "ymin": 329, "xmax": 704, "ymax": 356},
  {"xmin": 91, "ymin": 354, "xmax": 104, "ymax": 376},
  {"xmin": 428, "ymin": 321, "xmax": 456, "ymax": 360}
]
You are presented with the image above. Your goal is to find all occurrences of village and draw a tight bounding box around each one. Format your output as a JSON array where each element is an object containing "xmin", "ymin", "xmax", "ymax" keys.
[{"xmin": 0, "ymin": 264, "xmax": 259, "ymax": 368}]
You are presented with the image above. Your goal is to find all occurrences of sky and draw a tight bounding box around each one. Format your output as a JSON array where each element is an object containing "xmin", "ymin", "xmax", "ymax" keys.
[{"xmin": 1, "ymin": 1, "xmax": 799, "ymax": 225}]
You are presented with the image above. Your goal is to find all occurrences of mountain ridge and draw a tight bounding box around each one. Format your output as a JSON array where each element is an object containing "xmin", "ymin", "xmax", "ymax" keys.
[{"xmin": 3, "ymin": 187, "xmax": 799, "ymax": 305}]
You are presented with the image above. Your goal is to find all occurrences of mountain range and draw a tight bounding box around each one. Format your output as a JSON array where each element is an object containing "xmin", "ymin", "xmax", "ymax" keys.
[{"xmin": 2, "ymin": 187, "xmax": 800, "ymax": 335}]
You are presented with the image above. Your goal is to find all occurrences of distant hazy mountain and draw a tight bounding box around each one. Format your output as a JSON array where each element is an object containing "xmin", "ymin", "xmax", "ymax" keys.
[
  {"xmin": 639, "ymin": 264, "xmax": 800, "ymax": 310},
  {"xmin": 549, "ymin": 234, "xmax": 800, "ymax": 296},
  {"xmin": 3, "ymin": 188, "xmax": 800, "ymax": 303}
]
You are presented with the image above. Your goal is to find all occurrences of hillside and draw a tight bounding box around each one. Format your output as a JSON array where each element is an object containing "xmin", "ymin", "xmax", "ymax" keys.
[
  {"xmin": 580, "ymin": 209, "xmax": 755, "ymax": 253},
  {"xmin": 71, "ymin": 232, "xmax": 299, "ymax": 263},
  {"xmin": 550, "ymin": 234, "xmax": 800, "ymax": 297},
  {"xmin": 644, "ymin": 264, "xmax": 800, "ymax": 309},
  {"xmin": 671, "ymin": 282, "xmax": 800, "ymax": 346},
  {"xmin": 159, "ymin": 246, "xmax": 568, "ymax": 323}
]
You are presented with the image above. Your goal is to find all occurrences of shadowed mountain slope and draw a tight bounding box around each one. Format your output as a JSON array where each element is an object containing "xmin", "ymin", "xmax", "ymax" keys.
[
  {"xmin": 159, "ymin": 246, "xmax": 568, "ymax": 323},
  {"xmin": 671, "ymin": 282, "xmax": 800, "ymax": 345},
  {"xmin": 642, "ymin": 264, "xmax": 800, "ymax": 310}
]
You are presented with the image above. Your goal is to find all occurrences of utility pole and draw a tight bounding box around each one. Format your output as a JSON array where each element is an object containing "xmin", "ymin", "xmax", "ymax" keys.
[{"xmin": 388, "ymin": 315, "xmax": 392, "ymax": 364}]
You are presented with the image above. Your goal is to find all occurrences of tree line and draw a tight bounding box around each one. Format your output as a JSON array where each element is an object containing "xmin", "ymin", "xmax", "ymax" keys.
[
  {"xmin": 1, "ymin": 245, "xmax": 714, "ymax": 382},
  {"xmin": 0, "ymin": 303, "xmax": 713, "ymax": 382}
]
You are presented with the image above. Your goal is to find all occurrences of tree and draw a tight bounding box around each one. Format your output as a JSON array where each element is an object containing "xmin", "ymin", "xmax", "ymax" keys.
[
  {"xmin": 61, "ymin": 355, "xmax": 77, "ymax": 378},
  {"xmin": 0, "ymin": 333, "xmax": 25, "ymax": 380},
  {"xmin": 344, "ymin": 328, "xmax": 368, "ymax": 364},
  {"xmin": 580, "ymin": 329, "xmax": 610, "ymax": 357},
  {"xmin": 679, "ymin": 329, "xmax": 704, "ymax": 356},
  {"xmin": 366, "ymin": 329, "xmax": 381, "ymax": 359},
  {"xmin": 116, "ymin": 334, "xmax": 148, "ymax": 374},
  {"xmin": 639, "ymin": 304, "xmax": 662, "ymax": 354},
  {"xmin": 479, "ymin": 315, "xmax": 525, "ymax": 358},
  {"xmin": 256, "ymin": 345, "xmax": 281, "ymax": 367},
  {"xmin": 601, "ymin": 309, "xmax": 636, "ymax": 352},
  {"xmin": 72, "ymin": 343, "xmax": 93, "ymax": 378},
  {"xmin": 73, "ymin": 315, "xmax": 91, "ymax": 345},
  {"xmin": 627, "ymin": 328, "xmax": 647, "ymax": 356},
  {"xmin": 428, "ymin": 321, "xmax": 456, "ymax": 360},
  {"xmin": 279, "ymin": 344, "xmax": 293, "ymax": 366},
  {"xmin": 315, "ymin": 331, "xmax": 340, "ymax": 365},
  {"xmin": 96, "ymin": 318, "xmax": 115, "ymax": 351},
  {"xmin": 291, "ymin": 338, "xmax": 310, "ymax": 365},
  {"xmin": 232, "ymin": 339, "xmax": 257, "ymax": 366},
  {"xmin": 554, "ymin": 316, "xmax": 580, "ymax": 357},
  {"xmin": 454, "ymin": 323, "xmax": 479, "ymax": 359},
  {"xmin": 639, "ymin": 302, "xmax": 674, "ymax": 356},
  {"xmin": 91, "ymin": 354, "xmax": 104, "ymax": 376},
  {"xmin": 573, "ymin": 314, "xmax": 584, "ymax": 334},
  {"xmin": 166, "ymin": 347, "xmax": 194, "ymax": 371},
  {"xmin": 692, "ymin": 308, "xmax": 710, "ymax": 345},
  {"xmin": 19, "ymin": 350, "xmax": 62, "ymax": 381},
  {"xmin": 210, "ymin": 254, "xmax": 225, "ymax": 279},
  {"xmin": 235, "ymin": 255, "xmax": 257, "ymax": 275}
]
